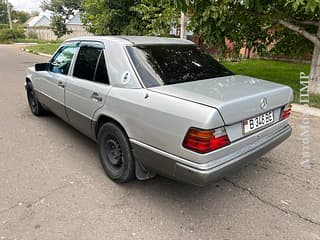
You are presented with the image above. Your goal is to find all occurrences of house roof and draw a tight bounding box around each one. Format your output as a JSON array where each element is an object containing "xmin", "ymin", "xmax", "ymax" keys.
[
  {"xmin": 66, "ymin": 10, "xmax": 82, "ymax": 25},
  {"xmin": 26, "ymin": 10, "xmax": 53, "ymax": 27},
  {"xmin": 26, "ymin": 10, "xmax": 83, "ymax": 27}
]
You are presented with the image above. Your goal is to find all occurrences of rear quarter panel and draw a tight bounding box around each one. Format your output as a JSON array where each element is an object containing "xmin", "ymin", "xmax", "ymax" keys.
[{"xmin": 93, "ymin": 87, "xmax": 225, "ymax": 163}]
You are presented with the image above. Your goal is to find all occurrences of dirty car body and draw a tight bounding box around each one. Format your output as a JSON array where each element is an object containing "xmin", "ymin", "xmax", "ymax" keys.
[{"xmin": 25, "ymin": 36, "xmax": 293, "ymax": 186}]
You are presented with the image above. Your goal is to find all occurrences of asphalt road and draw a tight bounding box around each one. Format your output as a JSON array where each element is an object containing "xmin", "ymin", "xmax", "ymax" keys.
[{"xmin": 0, "ymin": 44, "xmax": 319, "ymax": 240}]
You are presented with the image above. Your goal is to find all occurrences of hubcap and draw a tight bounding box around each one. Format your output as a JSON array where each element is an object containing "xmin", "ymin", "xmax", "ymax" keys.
[{"xmin": 105, "ymin": 137, "xmax": 123, "ymax": 167}]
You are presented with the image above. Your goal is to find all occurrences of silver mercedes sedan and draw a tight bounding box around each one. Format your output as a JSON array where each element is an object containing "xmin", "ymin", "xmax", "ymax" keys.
[{"xmin": 25, "ymin": 36, "xmax": 292, "ymax": 186}]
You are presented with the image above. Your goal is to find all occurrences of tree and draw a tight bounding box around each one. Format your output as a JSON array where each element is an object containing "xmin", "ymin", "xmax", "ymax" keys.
[
  {"xmin": 0, "ymin": 1, "xmax": 8, "ymax": 24},
  {"xmin": 130, "ymin": 0, "xmax": 179, "ymax": 36},
  {"xmin": 12, "ymin": 10, "xmax": 30, "ymax": 24},
  {"xmin": 81, "ymin": 0, "xmax": 178, "ymax": 36},
  {"xmin": 40, "ymin": 0, "xmax": 81, "ymax": 38},
  {"xmin": 178, "ymin": 0, "xmax": 320, "ymax": 94},
  {"xmin": 81, "ymin": 0, "xmax": 135, "ymax": 35}
]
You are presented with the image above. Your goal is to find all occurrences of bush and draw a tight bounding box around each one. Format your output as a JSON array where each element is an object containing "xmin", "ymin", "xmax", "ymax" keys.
[
  {"xmin": 0, "ymin": 28, "xmax": 25, "ymax": 43},
  {"xmin": 0, "ymin": 24, "xmax": 9, "ymax": 29}
]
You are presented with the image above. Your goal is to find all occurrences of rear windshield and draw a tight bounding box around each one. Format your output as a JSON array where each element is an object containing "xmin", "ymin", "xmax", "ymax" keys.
[{"xmin": 127, "ymin": 44, "xmax": 234, "ymax": 87}]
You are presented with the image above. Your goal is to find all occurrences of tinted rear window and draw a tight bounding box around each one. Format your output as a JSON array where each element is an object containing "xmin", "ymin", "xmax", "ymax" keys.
[{"xmin": 127, "ymin": 44, "xmax": 233, "ymax": 87}]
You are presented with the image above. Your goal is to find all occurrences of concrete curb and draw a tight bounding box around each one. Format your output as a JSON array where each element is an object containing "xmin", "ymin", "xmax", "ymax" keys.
[
  {"xmin": 21, "ymin": 48, "xmax": 51, "ymax": 58},
  {"xmin": 37, "ymin": 52, "xmax": 52, "ymax": 57},
  {"xmin": 292, "ymin": 104, "xmax": 320, "ymax": 118}
]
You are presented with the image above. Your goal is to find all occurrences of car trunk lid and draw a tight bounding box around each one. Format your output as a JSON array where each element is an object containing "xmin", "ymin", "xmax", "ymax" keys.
[{"xmin": 150, "ymin": 75, "xmax": 293, "ymax": 125}]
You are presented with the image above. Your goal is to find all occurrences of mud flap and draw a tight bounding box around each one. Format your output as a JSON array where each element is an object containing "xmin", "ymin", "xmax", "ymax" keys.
[{"xmin": 135, "ymin": 159, "xmax": 156, "ymax": 180}]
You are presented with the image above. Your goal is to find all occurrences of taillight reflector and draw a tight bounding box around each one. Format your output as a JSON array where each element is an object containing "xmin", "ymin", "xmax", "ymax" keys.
[
  {"xmin": 183, "ymin": 127, "xmax": 230, "ymax": 154},
  {"xmin": 280, "ymin": 103, "xmax": 292, "ymax": 120}
]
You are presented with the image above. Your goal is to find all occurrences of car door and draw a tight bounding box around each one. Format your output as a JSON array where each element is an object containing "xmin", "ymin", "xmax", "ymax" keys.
[
  {"xmin": 65, "ymin": 41, "xmax": 111, "ymax": 138},
  {"xmin": 35, "ymin": 41, "xmax": 78, "ymax": 121}
]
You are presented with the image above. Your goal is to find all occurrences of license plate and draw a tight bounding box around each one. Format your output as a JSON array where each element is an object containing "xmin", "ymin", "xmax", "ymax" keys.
[{"xmin": 243, "ymin": 111, "xmax": 274, "ymax": 134}]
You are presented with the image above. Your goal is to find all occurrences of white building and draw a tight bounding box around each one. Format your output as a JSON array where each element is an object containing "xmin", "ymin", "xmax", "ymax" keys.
[{"xmin": 25, "ymin": 10, "xmax": 91, "ymax": 40}]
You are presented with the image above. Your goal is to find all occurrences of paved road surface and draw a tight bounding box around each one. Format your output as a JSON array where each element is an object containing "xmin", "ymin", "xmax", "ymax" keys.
[{"xmin": 0, "ymin": 45, "xmax": 319, "ymax": 240}]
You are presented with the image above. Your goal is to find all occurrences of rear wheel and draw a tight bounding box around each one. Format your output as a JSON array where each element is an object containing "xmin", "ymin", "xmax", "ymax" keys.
[
  {"xmin": 98, "ymin": 122, "xmax": 135, "ymax": 183},
  {"xmin": 26, "ymin": 82, "xmax": 47, "ymax": 116}
]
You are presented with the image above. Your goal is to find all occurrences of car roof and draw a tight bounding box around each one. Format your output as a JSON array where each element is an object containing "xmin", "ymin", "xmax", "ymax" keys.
[{"xmin": 65, "ymin": 35, "xmax": 194, "ymax": 46}]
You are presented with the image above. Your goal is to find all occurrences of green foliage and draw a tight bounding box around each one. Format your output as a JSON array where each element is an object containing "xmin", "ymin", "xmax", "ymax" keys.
[
  {"xmin": 51, "ymin": 15, "xmax": 70, "ymax": 38},
  {"xmin": 130, "ymin": 0, "xmax": 179, "ymax": 36},
  {"xmin": 41, "ymin": 0, "xmax": 81, "ymax": 38},
  {"xmin": 268, "ymin": 29, "xmax": 314, "ymax": 58},
  {"xmin": 81, "ymin": 0, "xmax": 137, "ymax": 35},
  {"xmin": 81, "ymin": 0, "xmax": 178, "ymax": 36},
  {"xmin": 0, "ymin": 23, "xmax": 8, "ymax": 29},
  {"xmin": 0, "ymin": 28, "xmax": 25, "ymax": 43},
  {"xmin": 285, "ymin": 0, "xmax": 320, "ymax": 12},
  {"xmin": 0, "ymin": 2, "xmax": 8, "ymax": 24},
  {"xmin": 179, "ymin": 0, "xmax": 318, "ymax": 58},
  {"xmin": 12, "ymin": 10, "xmax": 30, "ymax": 24}
]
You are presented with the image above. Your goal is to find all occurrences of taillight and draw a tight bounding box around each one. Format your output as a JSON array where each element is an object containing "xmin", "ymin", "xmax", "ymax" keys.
[
  {"xmin": 183, "ymin": 127, "xmax": 230, "ymax": 154},
  {"xmin": 280, "ymin": 103, "xmax": 292, "ymax": 120}
]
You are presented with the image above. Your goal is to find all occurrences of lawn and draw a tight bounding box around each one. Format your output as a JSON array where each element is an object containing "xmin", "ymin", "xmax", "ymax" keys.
[
  {"xmin": 26, "ymin": 43, "xmax": 61, "ymax": 55},
  {"xmin": 223, "ymin": 59, "xmax": 320, "ymax": 108}
]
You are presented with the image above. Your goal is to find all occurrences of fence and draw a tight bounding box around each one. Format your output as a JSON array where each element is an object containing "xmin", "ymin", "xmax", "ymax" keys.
[{"xmin": 25, "ymin": 25, "xmax": 92, "ymax": 41}]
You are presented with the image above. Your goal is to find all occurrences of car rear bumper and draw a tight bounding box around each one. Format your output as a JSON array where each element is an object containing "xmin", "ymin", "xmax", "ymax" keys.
[{"xmin": 130, "ymin": 123, "xmax": 292, "ymax": 186}]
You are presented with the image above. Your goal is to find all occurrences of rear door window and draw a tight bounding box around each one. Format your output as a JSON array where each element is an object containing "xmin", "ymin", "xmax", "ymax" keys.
[{"xmin": 73, "ymin": 43, "xmax": 109, "ymax": 84}]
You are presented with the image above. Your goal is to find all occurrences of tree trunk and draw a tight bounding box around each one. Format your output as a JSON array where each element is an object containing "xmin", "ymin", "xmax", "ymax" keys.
[
  {"xmin": 247, "ymin": 47, "xmax": 251, "ymax": 59},
  {"xmin": 310, "ymin": 23, "xmax": 320, "ymax": 95}
]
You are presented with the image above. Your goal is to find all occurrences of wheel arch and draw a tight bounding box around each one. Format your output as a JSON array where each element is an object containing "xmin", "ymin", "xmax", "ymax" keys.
[
  {"xmin": 95, "ymin": 114, "xmax": 129, "ymax": 140},
  {"xmin": 25, "ymin": 77, "xmax": 32, "ymax": 87}
]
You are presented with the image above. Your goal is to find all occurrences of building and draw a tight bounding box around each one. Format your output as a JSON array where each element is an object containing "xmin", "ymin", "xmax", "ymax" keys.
[{"xmin": 25, "ymin": 10, "xmax": 91, "ymax": 40}]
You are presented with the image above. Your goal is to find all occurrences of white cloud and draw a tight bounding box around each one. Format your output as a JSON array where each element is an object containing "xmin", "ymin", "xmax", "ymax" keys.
[{"xmin": 9, "ymin": 0, "xmax": 41, "ymax": 12}]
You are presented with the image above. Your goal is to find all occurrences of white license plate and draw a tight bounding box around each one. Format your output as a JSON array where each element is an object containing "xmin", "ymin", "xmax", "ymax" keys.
[{"xmin": 243, "ymin": 111, "xmax": 274, "ymax": 134}]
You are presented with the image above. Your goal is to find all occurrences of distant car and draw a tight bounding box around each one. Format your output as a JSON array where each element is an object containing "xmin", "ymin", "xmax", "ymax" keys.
[{"xmin": 25, "ymin": 36, "xmax": 292, "ymax": 186}]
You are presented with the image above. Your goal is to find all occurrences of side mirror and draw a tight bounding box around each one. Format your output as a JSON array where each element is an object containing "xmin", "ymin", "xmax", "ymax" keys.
[{"xmin": 35, "ymin": 63, "xmax": 50, "ymax": 71}]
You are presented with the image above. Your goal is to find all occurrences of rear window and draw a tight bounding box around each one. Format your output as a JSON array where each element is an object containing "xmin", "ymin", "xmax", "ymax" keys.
[{"xmin": 127, "ymin": 44, "xmax": 233, "ymax": 87}]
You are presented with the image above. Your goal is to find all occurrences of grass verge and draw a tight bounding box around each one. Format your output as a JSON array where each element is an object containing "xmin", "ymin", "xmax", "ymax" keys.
[
  {"xmin": 26, "ymin": 43, "xmax": 60, "ymax": 55},
  {"xmin": 223, "ymin": 59, "xmax": 320, "ymax": 108}
]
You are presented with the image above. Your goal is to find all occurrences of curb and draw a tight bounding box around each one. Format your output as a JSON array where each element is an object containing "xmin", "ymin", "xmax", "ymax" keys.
[
  {"xmin": 21, "ymin": 48, "xmax": 51, "ymax": 58},
  {"xmin": 37, "ymin": 52, "xmax": 52, "ymax": 57},
  {"xmin": 292, "ymin": 104, "xmax": 320, "ymax": 118}
]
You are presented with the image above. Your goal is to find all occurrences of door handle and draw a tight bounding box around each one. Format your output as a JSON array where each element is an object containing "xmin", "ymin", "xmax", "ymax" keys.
[
  {"xmin": 57, "ymin": 81, "xmax": 64, "ymax": 88},
  {"xmin": 91, "ymin": 92, "xmax": 102, "ymax": 102}
]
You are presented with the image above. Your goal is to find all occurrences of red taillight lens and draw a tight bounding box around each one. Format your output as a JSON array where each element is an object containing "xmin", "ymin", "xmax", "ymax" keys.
[
  {"xmin": 183, "ymin": 127, "xmax": 230, "ymax": 154},
  {"xmin": 280, "ymin": 103, "xmax": 292, "ymax": 120}
]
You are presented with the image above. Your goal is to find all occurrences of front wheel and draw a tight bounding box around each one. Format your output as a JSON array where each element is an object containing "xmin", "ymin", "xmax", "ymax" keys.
[{"xmin": 98, "ymin": 122, "xmax": 135, "ymax": 183}]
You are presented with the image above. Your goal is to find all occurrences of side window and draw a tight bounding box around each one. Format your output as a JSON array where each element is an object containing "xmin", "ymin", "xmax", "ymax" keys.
[
  {"xmin": 94, "ymin": 52, "xmax": 109, "ymax": 84},
  {"xmin": 73, "ymin": 46, "xmax": 101, "ymax": 81},
  {"xmin": 50, "ymin": 45, "xmax": 77, "ymax": 75}
]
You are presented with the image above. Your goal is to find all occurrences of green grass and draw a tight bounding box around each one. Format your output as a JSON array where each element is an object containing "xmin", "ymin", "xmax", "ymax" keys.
[
  {"xmin": 223, "ymin": 59, "xmax": 320, "ymax": 108},
  {"xmin": 15, "ymin": 38, "xmax": 62, "ymax": 44},
  {"xmin": 26, "ymin": 43, "xmax": 61, "ymax": 55}
]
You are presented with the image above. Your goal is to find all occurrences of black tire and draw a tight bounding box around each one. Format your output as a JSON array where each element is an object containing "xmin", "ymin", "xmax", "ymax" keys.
[
  {"xmin": 98, "ymin": 122, "xmax": 135, "ymax": 183},
  {"xmin": 26, "ymin": 82, "xmax": 47, "ymax": 116}
]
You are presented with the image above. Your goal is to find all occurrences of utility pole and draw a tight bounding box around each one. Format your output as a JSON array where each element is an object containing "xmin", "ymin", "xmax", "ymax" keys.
[
  {"xmin": 180, "ymin": 11, "xmax": 186, "ymax": 39},
  {"xmin": 6, "ymin": 0, "xmax": 13, "ymax": 29}
]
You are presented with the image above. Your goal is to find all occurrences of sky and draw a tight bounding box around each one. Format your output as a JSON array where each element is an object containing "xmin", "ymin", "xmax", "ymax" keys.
[{"xmin": 9, "ymin": 0, "xmax": 41, "ymax": 12}]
